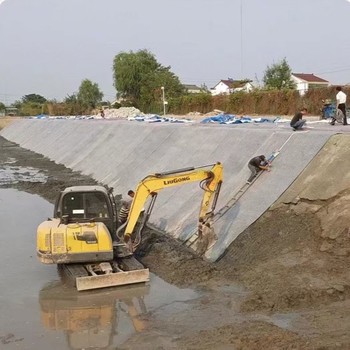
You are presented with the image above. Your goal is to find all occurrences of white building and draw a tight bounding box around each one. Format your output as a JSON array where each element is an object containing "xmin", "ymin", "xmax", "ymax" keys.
[
  {"xmin": 291, "ymin": 73, "xmax": 329, "ymax": 95},
  {"xmin": 210, "ymin": 79, "xmax": 253, "ymax": 96},
  {"xmin": 183, "ymin": 84, "xmax": 202, "ymax": 94}
]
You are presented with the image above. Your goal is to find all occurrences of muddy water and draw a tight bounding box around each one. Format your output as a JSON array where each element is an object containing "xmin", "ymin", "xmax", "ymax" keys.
[
  {"xmin": 0, "ymin": 189, "xmax": 198, "ymax": 350},
  {"xmin": 0, "ymin": 162, "xmax": 47, "ymax": 185}
]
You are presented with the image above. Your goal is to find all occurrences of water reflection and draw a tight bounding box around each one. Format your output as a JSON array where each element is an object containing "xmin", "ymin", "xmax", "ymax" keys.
[{"xmin": 39, "ymin": 281, "xmax": 150, "ymax": 350}]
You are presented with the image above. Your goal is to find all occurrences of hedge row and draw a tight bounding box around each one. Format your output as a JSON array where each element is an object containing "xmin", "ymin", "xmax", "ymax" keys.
[
  {"xmin": 26, "ymin": 86, "xmax": 350, "ymax": 117},
  {"xmin": 167, "ymin": 87, "xmax": 350, "ymax": 116}
]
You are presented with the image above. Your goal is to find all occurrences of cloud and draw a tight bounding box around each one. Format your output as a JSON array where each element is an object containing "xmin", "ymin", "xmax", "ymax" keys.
[{"xmin": 0, "ymin": 0, "xmax": 7, "ymax": 5}]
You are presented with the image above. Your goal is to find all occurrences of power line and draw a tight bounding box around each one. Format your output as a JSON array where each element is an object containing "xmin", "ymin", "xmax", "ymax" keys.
[
  {"xmin": 240, "ymin": 0, "xmax": 243, "ymax": 76},
  {"xmin": 316, "ymin": 67, "xmax": 350, "ymax": 75}
]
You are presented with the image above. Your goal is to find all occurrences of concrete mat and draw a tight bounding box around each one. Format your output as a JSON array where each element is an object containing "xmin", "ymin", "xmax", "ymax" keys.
[{"xmin": 1, "ymin": 120, "xmax": 334, "ymax": 261}]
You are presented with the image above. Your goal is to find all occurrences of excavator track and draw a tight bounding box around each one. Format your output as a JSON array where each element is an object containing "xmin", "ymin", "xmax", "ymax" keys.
[{"xmin": 58, "ymin": 264, "xmax": 89, "ymax": 287}]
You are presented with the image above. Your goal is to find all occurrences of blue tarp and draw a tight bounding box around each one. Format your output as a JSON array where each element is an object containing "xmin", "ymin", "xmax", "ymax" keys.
[
  {"xmin": 322, "ymin": 104, "xmax": 336, "ymax": 119},
  {"xmin": 33, "ymin": 114, "xmax": 48, "ymax": 119},
  {"xmin": 130, "ymin": 114, "xmax": 193, "ymax": 123},
  {"xmin": 201, "ymin": 113, "xmax": 275, "ymax": 124},
  {"xmin": 201, "ymin": 114, "xmax": 237, "ymax": 124}
]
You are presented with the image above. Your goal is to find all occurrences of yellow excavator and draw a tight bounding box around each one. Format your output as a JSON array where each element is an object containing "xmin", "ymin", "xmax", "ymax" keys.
[{"xmin": 37, "ymin": 162, "xmax": 223, "ymax": 291}]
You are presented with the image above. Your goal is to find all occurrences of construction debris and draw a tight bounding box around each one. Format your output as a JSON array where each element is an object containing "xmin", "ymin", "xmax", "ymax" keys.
[{"xmin": 96, "ymin": 107, "xmax": 144, "ymax": 119}]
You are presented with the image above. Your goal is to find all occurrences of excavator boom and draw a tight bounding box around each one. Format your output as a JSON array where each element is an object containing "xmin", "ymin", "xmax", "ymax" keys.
[{"xmin": 122, "ymin": 162, "xmax": 223, "ymax": 242}]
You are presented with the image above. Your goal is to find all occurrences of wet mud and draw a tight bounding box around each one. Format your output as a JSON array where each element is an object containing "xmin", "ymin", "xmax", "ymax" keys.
[{"xmin": 1, "ymin": 135, "xmax": 350, "ymax": 349}]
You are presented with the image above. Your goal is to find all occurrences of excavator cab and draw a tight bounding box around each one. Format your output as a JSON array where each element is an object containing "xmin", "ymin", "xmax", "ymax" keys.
[
  {"xmin": 53, "ymin": 186, "xmax": 117, "ymax": 237},
  {"xmin": 37, "ymin": 185, "xmax": 150, "ymax": 291}
]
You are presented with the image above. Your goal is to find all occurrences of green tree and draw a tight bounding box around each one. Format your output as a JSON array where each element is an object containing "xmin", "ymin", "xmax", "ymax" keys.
[
  {"xmin": 22, "ymin": 94, "xmax": 47, "ymax": 104},
  {"xmin": 263, "ymin": 58, "xmax": 295, "ymax": 90},
  {"xmin": 63, "ymin": 93, "xmax": 85, "ymax": 115},
  {"xmin": 199, "ymin": 84, "xmax": 210, "ymax": 93},
  {"xmin": 77, "ymin": 79, "xmax": 103, "ymax": 109},
  {"xmin": 13, "ymin": 94, "xmax": 47, "ymax": 116},
  {"xmin": 113, "ymin": 49, "xmax": 184, "ymax": 111},
  {"xmin": 19, "ymin": 103, "xmax": 44, "ymax": 116},
  {"xmin": 0, "ymin": 102, "xmax": 5, "ymax": 112},
  {"xmin": 64, "ymin": 93, "xmax": 78, "ymax": 104},
  {"xmin": 12, "ymin": 100, "xmax": 22, "ymax": 109}
]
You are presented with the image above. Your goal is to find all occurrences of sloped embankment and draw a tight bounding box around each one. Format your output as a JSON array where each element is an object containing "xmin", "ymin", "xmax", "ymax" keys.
[
  {"xmin": 216, "ymin": 134, "xmax": 350, "ymax": 312},
  {"xmin": 0, "ymin": 119, "xmax": 331, "ymax": 262}
]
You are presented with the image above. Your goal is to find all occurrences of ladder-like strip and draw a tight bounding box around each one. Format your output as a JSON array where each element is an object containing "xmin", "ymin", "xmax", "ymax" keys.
[
  {"xmin": 185, "ymin": 151, "xmax": 280, "ymax": 249},
  {"xmin": 185, "ymin": 132, "xmax": 301, "ymax": 251}
]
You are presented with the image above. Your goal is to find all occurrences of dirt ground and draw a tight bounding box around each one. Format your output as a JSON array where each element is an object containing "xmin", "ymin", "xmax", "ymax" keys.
[{"xmin": 1, "ymin": 134, "xmax": 350, "ymax": 349}]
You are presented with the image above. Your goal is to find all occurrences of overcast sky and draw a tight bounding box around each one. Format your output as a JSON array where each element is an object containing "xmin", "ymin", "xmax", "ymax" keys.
[{"xmin": 1, "ymin": 0, "xmax": 350, "ymax": 104}]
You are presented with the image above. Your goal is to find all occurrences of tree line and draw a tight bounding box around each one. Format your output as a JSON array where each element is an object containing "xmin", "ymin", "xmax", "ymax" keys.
[{"xmin": 0, "ymin": 51, "xmax": 336, "ymax": 117}]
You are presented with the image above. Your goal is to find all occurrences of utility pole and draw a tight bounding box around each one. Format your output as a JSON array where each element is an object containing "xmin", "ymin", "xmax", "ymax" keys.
[
  {"xmin": 240, "ymin": 0, "xmax": 243, "ymax": 77},
  {"xmin": 161, "ymin": 86, "xmax": 166, "ymax": 115}
]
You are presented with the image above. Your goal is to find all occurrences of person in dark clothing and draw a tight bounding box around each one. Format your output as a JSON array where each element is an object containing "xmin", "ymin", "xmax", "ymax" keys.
[
  {"xmin": 247, "ymin": 155, "xmax": 270, "ymax": 183},
  {"xmin": 290, "ymin": 108, "xmax": 307, "ymax": 130},
  {"xmin": 118, "ymin": 190, "xmax": 135, "ymax": 225}
]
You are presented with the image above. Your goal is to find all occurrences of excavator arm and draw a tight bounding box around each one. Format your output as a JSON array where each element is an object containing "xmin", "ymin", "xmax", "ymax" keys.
[{"xmin": 121, "ymin": 162, "xmax": 223, "ymax": 244}]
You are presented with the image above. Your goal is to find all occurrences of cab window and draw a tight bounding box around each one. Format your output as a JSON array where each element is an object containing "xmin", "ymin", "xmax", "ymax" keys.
[{"xmin": 62, "ymin": 192, "xmax": 109, "ymax": 219}]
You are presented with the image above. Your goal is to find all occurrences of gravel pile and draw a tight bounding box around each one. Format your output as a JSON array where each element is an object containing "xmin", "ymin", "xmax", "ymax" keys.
[{"xmin": 98, "ymin": 107, "xmax": 144, "ymax": 119}]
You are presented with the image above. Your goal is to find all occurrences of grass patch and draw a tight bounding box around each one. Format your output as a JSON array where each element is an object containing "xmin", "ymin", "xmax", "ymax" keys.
[{"xmin": 0, "ymin": 117, "xmax": 17, "ymax": 130}]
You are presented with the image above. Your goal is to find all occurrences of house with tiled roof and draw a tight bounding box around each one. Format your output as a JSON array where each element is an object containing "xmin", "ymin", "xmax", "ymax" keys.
[
  {"xmin": 210, "ymin": 79, "xmax": 253, "ymax": 96},
  {"xmin": 183, "ymin": 84, "xmax": 202, "ymax": 94},
  {"xmin": 291, "ymin": 73, "xmax": 329, "ymax": 95}
]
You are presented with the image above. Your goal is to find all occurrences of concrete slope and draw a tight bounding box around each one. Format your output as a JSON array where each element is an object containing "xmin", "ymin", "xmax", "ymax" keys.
[{"xmin": 0, "ymin": 119, "xmax": 332, "ymax": 261}]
